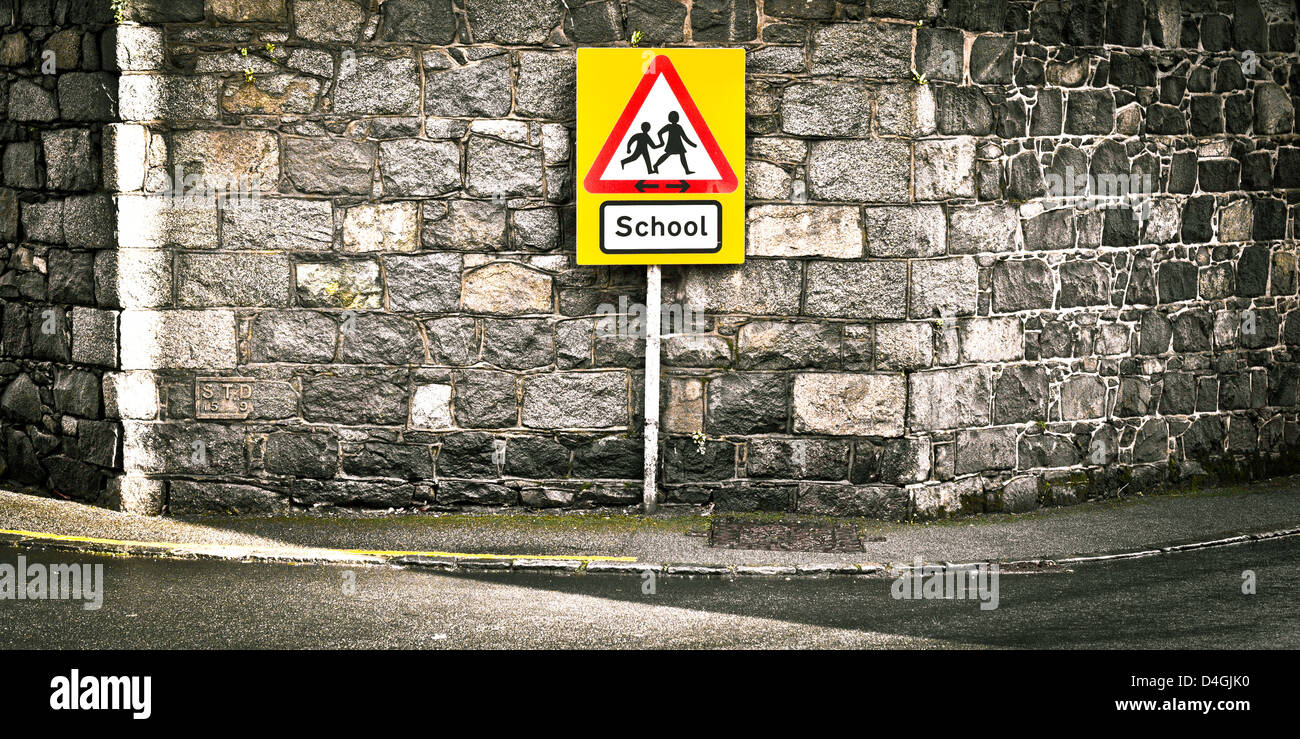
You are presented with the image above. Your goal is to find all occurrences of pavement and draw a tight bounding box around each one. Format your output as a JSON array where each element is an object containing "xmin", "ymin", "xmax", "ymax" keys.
[
  {"xmin": 2, "ymin": 476, "xmax": 1300, "ymax": 575},
  {"xmin": 2, "ymin": 536, "xmax": 1296, "ymax": 648}
]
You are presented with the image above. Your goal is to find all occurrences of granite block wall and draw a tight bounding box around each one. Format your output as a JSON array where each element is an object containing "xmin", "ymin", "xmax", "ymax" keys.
[
  {"xmin": 2, "ymin": 0, "xmax": 1297, "ymax": 518},
  {"xmin": 0, "ymin": 0, "xmax": 124, "ymax": 507}
]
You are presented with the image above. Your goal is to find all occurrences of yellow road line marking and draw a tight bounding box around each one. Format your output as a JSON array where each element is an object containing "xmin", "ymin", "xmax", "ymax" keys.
[
  {"xmin": 341, "ymin": 549, "xmax": 634, "ymax": 561},
  {"xmin": 0, "ymin": 529, "xmax": 167, "ymax": 548},
  {"xmin": 0, "ymin": 529, "xmax": 636, "ymax": 563}
]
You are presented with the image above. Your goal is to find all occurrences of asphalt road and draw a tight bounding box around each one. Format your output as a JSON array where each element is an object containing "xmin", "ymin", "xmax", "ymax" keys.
[{"xmin": 1, "ymin": 537, "xmax": 1296, "ymax": 649}]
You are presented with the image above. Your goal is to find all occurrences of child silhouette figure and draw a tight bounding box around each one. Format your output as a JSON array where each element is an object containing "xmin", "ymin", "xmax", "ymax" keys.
[
  {"xmin": 620, "ymin": 122, "xmax": 659, "ymax": 173},
  {"xmin": 652, "ymin": 111, "xmax": 697, "ymax": 175}
]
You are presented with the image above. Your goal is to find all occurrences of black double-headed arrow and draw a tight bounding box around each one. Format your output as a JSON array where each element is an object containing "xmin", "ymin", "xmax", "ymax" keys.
[{"xmin": 635, "ymin": 180, "xmax": 690, "ymax": 193}]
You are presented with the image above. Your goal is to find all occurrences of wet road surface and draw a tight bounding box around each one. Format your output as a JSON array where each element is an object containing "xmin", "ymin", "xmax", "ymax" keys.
[{"xmin": 1, "ymin": 538, "xmax": 1295, "ymax": 649}]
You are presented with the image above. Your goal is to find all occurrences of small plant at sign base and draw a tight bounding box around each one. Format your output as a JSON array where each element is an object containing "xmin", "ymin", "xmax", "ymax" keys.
[
  {"xmin": 631, "ymin": 29, "xmax": 645, "ymax": 47},
  {"xmin": 911, "ymin": 69, "xmax": 928, "ymax": 85},
  {"xmin": 691, "ymin": 431, "xmax": 707, "ymax": 455}
]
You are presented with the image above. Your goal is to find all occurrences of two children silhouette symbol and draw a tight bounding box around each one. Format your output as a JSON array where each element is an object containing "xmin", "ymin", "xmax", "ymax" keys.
[{"xmin": 619, "ymin": 111, "xmax": 698, "ymax": 175}]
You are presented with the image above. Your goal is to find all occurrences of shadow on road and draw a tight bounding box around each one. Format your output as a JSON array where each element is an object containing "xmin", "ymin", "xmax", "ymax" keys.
[
  {"xmin": 425, "ymin": 538, "xmax": 1300, "ymax": 649},
  {"xmin": 1, "ymin": 538, "xmax": 1295, "ymax": 649}
]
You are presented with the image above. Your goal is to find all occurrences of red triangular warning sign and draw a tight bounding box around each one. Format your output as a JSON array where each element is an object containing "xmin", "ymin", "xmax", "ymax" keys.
[{"xmin": 584, "ymin": 55, "xmax": 738, "ymax": 195}]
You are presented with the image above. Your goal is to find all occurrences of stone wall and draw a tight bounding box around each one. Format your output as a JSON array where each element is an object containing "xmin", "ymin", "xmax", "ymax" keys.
[
  {"xmin": 2, "ymin": 0, "xmax": 1298, "ymax": 518},
  {"xmin": 0, "ymin": 0, "xmax": 123, "ymax": 506}
]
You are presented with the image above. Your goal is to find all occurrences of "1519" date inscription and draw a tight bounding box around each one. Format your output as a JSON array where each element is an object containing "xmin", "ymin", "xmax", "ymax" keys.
[{"xmin": 195, "ymin": 378, "xmax": 255, "ymax": 419}]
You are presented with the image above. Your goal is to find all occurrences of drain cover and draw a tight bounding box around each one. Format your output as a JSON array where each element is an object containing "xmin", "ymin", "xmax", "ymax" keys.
[{"xmin": 708, "ymin": 517, "xmax": 864, "ymax": 553}]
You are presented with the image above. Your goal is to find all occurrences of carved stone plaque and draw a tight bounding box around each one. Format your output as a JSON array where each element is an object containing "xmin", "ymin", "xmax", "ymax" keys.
[{"xmin": 195, "ymin": 377, "xmax": 256, "ymax": 419}]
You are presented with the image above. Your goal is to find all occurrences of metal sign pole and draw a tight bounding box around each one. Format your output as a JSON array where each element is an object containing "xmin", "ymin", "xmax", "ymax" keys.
[{"xmin": 642, "ymin": 265, "xmax": 662, "ymax": 514}]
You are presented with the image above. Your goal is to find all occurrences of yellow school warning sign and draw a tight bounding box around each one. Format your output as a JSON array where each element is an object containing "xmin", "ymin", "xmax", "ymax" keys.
[{"xmin": 577, "ymin": 48, "xmax": 745, "ymax": 265}]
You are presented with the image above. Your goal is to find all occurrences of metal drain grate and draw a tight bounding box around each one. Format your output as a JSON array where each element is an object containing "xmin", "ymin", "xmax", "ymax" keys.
[{"xmin": 707, "ymin": 517, "xmax": 864, "ymax": 553}]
